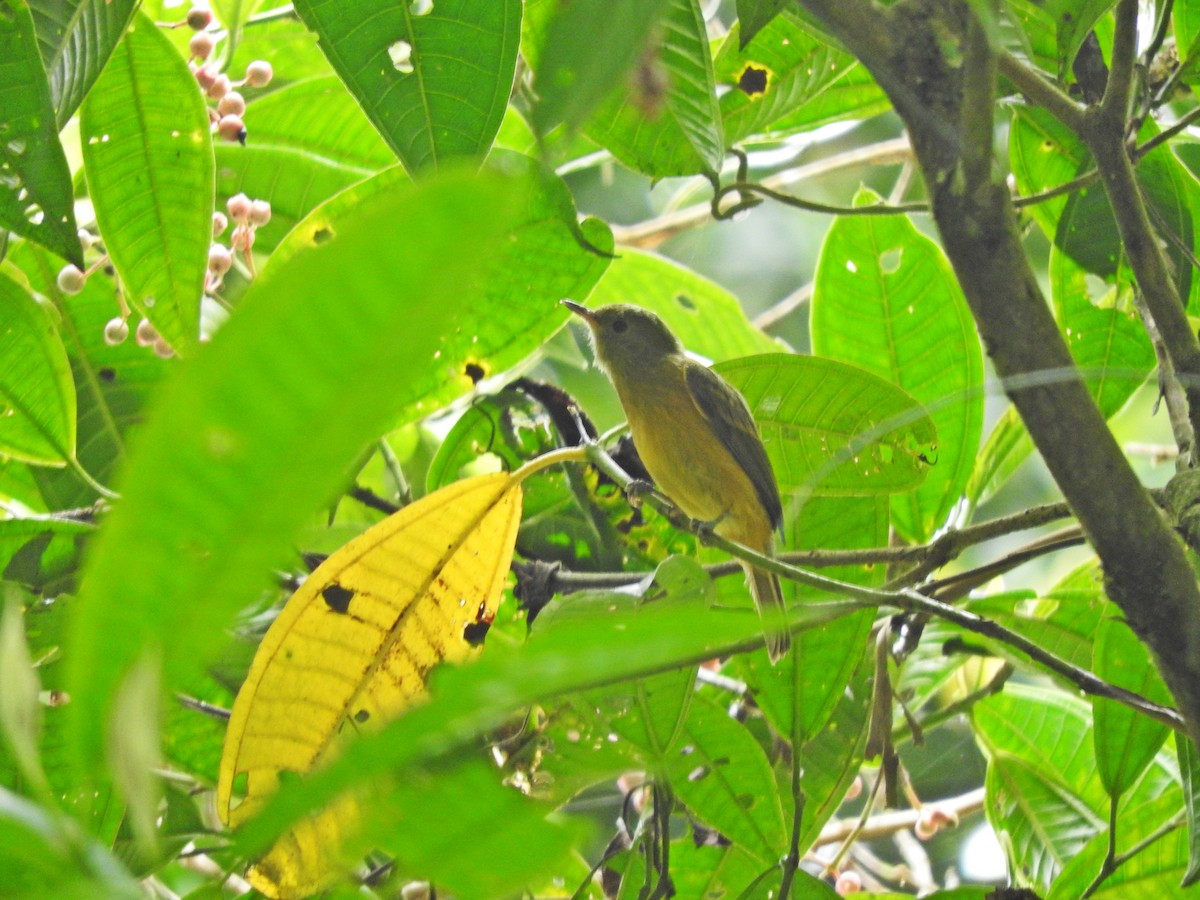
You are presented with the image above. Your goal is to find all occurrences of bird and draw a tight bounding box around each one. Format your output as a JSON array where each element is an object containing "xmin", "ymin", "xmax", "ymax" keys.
[{"xmin": 562, "ymin": 300, "xmax": 790, "ymax": 662}]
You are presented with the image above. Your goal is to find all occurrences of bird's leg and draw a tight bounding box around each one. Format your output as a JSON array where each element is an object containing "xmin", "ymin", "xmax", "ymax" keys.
[
  {"xmin": 623, "ymin": 478, "xmax": 661, "ymax": 509},
  {"xmin": 690, "ymin": 511, "xmax": 730, "ymax": 544}
]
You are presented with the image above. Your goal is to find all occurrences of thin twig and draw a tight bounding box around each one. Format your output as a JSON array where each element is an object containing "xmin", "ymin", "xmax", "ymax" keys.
[{"xmin": 582, "ymin": 444, "xmax": 1186, "ymax": 732}]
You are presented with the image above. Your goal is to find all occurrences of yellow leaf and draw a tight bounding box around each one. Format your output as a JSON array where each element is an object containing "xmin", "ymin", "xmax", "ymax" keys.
[{"xmin": 216, "ymin": 472, "xmax": 523, "ymax": 897}]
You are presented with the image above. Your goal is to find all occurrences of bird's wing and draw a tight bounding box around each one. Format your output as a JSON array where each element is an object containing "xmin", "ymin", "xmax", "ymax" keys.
[{"xmin": 684, "ymin": 363, "xmax": 783, "ymax": 532}]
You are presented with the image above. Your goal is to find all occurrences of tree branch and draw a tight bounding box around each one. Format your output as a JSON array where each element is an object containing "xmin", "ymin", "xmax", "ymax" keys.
[{"xmin": 797, "ymin": 0, "xmax": 1200, "ymax": 748}]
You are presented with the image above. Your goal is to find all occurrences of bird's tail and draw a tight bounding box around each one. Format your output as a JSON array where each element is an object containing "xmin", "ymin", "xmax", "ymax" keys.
[{"xmin": 744, "ymin": 563, "xmax": 790, "ymax": 664}]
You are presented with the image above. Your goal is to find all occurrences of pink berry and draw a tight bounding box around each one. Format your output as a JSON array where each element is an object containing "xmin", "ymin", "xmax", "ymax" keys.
[
  {"xmin": 231, "ymin": 223, "xmax": 255, "ymax": 253},
  {"xmin": 835, "ymin": 870, "xmax": 862, "ymax": 896},
  {"xmin": 57, "ymin": 264, "xmax": 86, "ymax": 295},
  {"xmin": 194, "ymin": 64, "xmax": 218, "ymax": 91},
  {"xmin": 226, "ymin": 193, "xmax": 252, "ymax": 221},
  {"xmin": 212, "ymin": 211, "xmax": 228, "ymax": 237},
  {"xmin": 189, "ymin": 32, "xmax": 214, "ymax": 61},
  {"xmin": 206, "ymin": 74, "xmax": 231, "ymax": 101},
  {"xmin": 244, "ymin": 60, "xmax": 273, "ymax": 87},
  {"xmin": 135, "ymin": 318, "xmax": 158, "ymax": 347},
  {"xmin": 187, "ymin": 5, "xmax": 213, "ymax": 31},
  {"xmin": 217, "ymin": 90, "xmax": 245, "ymax": 117},
  {"xmin": 248, "ymin": 199, "xmax": 272, "ymax": 226},
  {"xmin": 153, "ymin": 336, "xmax": 175, "ymax": 359},
  {"xmin": 217, "ymin": 114, "xmax": 247, "ymax": 144},
  {"xmin": 103, "ymin": 317, "xmax": 129, "ymax": 346},
  {"xmin": 208, "ymin": 243, "xmax": 232, "ymax": 275}
]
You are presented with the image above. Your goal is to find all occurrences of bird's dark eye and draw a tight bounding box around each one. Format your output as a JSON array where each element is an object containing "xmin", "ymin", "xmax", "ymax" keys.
[{"xmin": 611, "ymin": 318, "xmax": 628, "ymax": 334}]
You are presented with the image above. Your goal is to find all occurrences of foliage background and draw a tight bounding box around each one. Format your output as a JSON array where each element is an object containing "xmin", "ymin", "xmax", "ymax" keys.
[{"xmin": 1, "ymin": 0, "xmax": 1198, "ymax": 897}]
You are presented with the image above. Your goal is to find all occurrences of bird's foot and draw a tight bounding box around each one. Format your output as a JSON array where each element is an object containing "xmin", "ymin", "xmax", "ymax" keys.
[
  {"xmin": 624, "ymin": 478, "xmax": 657, "ymax": 509},
  {"xmin": 691, "ymin": 512, "xmax": 728, "ymax": 543}
]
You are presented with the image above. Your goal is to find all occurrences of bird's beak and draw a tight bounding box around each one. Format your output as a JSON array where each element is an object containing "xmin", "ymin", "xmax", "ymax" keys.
[{"xmin": 561, "ymin": 299, "xmax": 596, "ymax": 322}]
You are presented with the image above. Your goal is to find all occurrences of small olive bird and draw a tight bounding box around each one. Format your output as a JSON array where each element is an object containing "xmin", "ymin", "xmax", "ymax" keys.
[{"xmin": 563, "ymin": 300, "xmax": 789, "ymax": 662}]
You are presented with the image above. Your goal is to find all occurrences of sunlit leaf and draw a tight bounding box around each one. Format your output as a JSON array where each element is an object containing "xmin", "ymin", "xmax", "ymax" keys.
[
  {"xmin": 812, "ymin": 188, "xmax": 984, "ymax": 541},
  {"xmin": 28, "ymin": 0, "xmax": 139, "ymax": 126},
  {"xmin": 715, "ymin": 12, "xmax": 876, "ymax": 146},
  {"xmin": 81, "ymin": 12, "xmax": 213, "ymax": 355},
  {"xmin": 0, "ymin": 273, "xmax": 75, "ymax": 466},
  {"xmin": 293, "ymin": 0, "xmax": 522, "ymax": 174},
  {"xmin": 65, "ymin": 168, "xmax": 530, "ymax": 779},
  {"xmin": 219, "ymin": 473, "xmax": 522, "ymax": 895},
  {"xmin": 1092, "ymin": 612, "xmax": 1172, "ymax": 799},
  {"xmin": 528, "ymin": 0, "xmax": 671, "ymax": 136},
  {"xmin": 715, "ymin": 354, "xmax": 937, "ymax": 499},
  {"xmin": 583, "ymin": 0, "xmax": 724, "ymax": 177},
  {"xmin": 0, "ymin": 0, "xmax": 82, "ymax": 266}
]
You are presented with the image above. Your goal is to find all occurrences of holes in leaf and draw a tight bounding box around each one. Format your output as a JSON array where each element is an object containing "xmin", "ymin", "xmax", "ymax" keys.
[
  {"xmin": 737, "ymin": 65, "xmax": 768, "ymax": 96},
  {"xmin": 410, "ymin": 0, "xmax": 433, "ymax": 13},
  {"xmin": 389, "ymin": 40, "xmax": 414, "ymax": 74},
  {"xmin": 880, "ymin": 247, "xmax": 902, "ymax": 274},
  {"xmin": 322, "ymin": 583, "xmax": 354, "ymax": 614}
]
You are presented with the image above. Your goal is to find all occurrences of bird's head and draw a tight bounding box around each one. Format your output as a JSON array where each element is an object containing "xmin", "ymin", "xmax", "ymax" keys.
[{"xmin": 561, "ymin": 300, "xmax": 683, "ymax": 378}]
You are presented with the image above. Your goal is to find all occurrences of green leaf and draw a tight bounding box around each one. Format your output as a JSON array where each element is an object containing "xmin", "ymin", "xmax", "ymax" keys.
[
  {"xmin": 967, "ymin": 560, "xmax": 1106, "ymax": 672},
  {"xmin": 361, "ymin": 753, "xmax": 577, "ymax": 897},
  {"xmin": 714, "ymin": 12, "xmax": 876, "ymax": 146},
  {"xmin": 528, "ymin": 0, "xmax": 672, "ymax": 135},
  {"xmin": 1057, "ymin": 122, "xmax": 1200, "ymax": 314},
  {"xmin": 812, "ymin": 189, "xmax": 984, "ymax": 541},
  {"xmin": 0, "ymin": 0, "xmax": 82, "ymax": 266},
  {"xmin": 585, "ymin": 248, "xmax": 780, "ymax": 361},
  {"xmin": 735, "ymin": 495, "xmax": 885, "ymax": 741},
  {"xmin": 0, "ymin": 516, "xmax": 90, "ymax": 593},
  {"xmin": 794, "ymin": 644, "xmax": 872, "ymax": 851},
  {"xmin": 1180, "ymin": 734, "xmax": 1200, "ymax": 886},
  {"xmin": 63, "ymin": 168, "xmax": 532, "ymax": 775},
  {"xmin": 1050, "ymin": 248, "xmax": 1154, "ymax": 416},
  {"xmin": 666, "ymin": 693, "xmax": 787, "ymax": 864},
  {"xmin": 0, "ymin": 594, "xmax": 46, "ymax": 793},
  {"xmin": 1044, "ymin": 0, "xmax": 1119, "ymax": 79},
  {"xmin": 715, "ymin": 354, "xmax": 936, "ymax": 500},
  {"xmin": 0, "ymin": 785, "xmax": 139, "ymax": 898},
  {"xmin": 265, "ymin": 158, "xmax": 612, "ymax": 425},
  {"xmin": 1010, "ymin": 105, "xmax": 1089, "ymax": 240},
  {"xmin": 292, "ymin": 0, "xmax": 522, "ymax": 174},
  {"xmin": 241, "ymin": 74, "xmax": 394, "ymax": 172},
  {"xmin": 28, "ymin": 0, "xmax": 139, "ymax": 126},
  {"xmin": 974, "ymin": 685, "xmax": 1108, "ymax": 889},
  {"xmin": 81, "ymin": 12, "xmax": 214, "ymax": 356},
  {"xmin": 213, "ymin": 144, "xmax": 372, "ymax": 254},
  {"xmin": 233, "ymin": 584, "xmax": 847, "ymax": 860},
  {"xmin": 8, "ymin": 241, "xmax": 169, "ymax": 509},
  {"xmin": 1051, "ymin": 817, "xmax": 1193, "ymax": 899},
  {"xmin": 0, "ymin": 273, "xmax": 75, "ymax": 466},
  {"xmin": 735, "ymin": 0, "xmax": 790, "ymax": 48},
  {"xmin": 584, "ymin": 0, "xmax": 725, "ymax": 178},
  {"xmin": 226, "ymin": 9, "xmax": 330, "ymax": 90},
  {"xmin": 1092, "ymin": 613, "xmax": 1173, "ymax": 799}
]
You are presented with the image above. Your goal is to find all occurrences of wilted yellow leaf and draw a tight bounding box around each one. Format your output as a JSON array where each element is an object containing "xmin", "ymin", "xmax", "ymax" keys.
[{"xmin": 217, "ymin": 472, "xmax": 523, "ymax": 897}]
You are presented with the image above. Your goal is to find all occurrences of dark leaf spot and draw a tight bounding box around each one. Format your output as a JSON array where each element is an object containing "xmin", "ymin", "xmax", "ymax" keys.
[
  {"xmin": 354, "ymin": 709, "xmax": 370, "ymax": 723},
  {"xmin": 98, "ymin": 367, "xmax": 116, "ymax": 382},
  {"xmin": 322, "ymin": 583, "xmax": 354, "ymax": 614},
  {"xmin": 465, "ymin": 361, "xmax": 485, "ymax": 384},
  {"xmin": 675, "ymin": 293, "xmax": 696, "ymax": 310},
  {"xmin": 738, "ymin": 66, "xmax": 768, "ymax": 96},
  {"xmin": 463, "ymin": 619, "xmax": 491, "ymax": 647},
  {"xmin": 312, "ymin": 226, "xmax": 334, "ymax": 245}
]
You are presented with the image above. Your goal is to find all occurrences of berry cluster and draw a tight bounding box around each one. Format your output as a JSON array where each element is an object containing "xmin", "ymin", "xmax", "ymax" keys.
[
  {"xmin": 210, "ymin": 192, "xmax": 272, "ymax": 285},
  {"xmin": 179, "ymin": 4, "xmax": 273, "ymax": 145}
]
